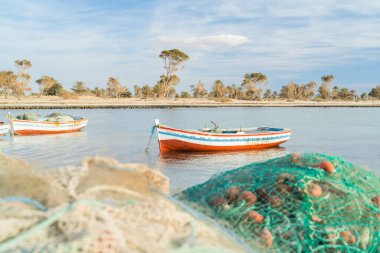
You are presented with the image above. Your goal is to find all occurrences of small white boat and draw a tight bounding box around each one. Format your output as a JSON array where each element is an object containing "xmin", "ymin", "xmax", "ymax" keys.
[
  {"xmin": 0, "ymin": 122, "xmax": 10, "ymax": 136},
  {"xmin": 9, "ymin": 113, "xmax": 88, "ymax": 135},
  {"xmin": 155, "ymin": 120, "xmax": 292, "ymax": 152}
]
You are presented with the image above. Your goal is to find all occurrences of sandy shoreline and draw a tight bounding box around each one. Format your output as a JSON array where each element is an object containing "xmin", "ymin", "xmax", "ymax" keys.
[{"xmin": 0, "ymin": 96, "xmax": 380, "ymax": 109}]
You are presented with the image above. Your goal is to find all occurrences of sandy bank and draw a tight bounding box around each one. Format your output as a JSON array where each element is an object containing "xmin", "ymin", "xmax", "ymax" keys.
[{"xmin": 0, "ymin": 96, "xmax": 380, "ymax": 108}]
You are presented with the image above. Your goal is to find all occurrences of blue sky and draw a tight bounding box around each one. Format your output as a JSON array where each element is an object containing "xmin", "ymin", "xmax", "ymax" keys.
[{"xmin": 1, "ymin": 0, "xmax": 379, "ymax": 93}]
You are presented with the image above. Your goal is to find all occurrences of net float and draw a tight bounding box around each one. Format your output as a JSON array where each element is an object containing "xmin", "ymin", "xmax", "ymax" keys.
[
  {"xmin": 319, "ymin": 161, "xmax": 335, "ymax": 173},
  {"xmin": 226, "ymin": 186, "xmax": 240, "ymax": 204},
  {"xmin": 267, "ymin": 195, "xmax": 282, "ymax": 207},
  {"xmin": 311, "ymin": 215, "xmax": 325, "ymax": 224},
  {"xmin": 259, "ymin": 228, "xmax": 273, "ymax": 248},
  {"xmin": 340, "ymin": 230, "xmax": 356, "ymax": 244},
  {"xmin": 276, "ymin": 183, "xmax": 290, "ymax": 195},
  {"xmin": 291, "ymin": 153, "xmax": 301, "ymax": 164},
  {"xmin": 307, "ymin": 183, "xmax": 323, "ymax": 197},
  {"xmin": 371, "ymin": 196, "xmax": 380, "ymax": 208},
  {"xmin": 243, "ymin": 210, "xmax": 264, "ymax": 223},
  {"xmin": 256, "ymin": 188, "xmax": 269, "ymax": 200},
  {"xmin": 277, "ymin": 173, "xmax": 295, "ymax": 184},
  {"xmin": 238, "ymin": 191, "xmax": 257, "ymax": 206},
  {"xmin": 209, "ymin": 197, "xmax": 230, "ymax": 211}
]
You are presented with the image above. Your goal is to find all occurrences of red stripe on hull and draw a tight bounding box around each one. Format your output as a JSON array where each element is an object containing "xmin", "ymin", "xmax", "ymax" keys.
[
  {"xmin": 159, "ymin": 125, "xmax": 292, "ymax": 137},
  {"xmin": 158, "ymin": 139, "xmax": 288, "ymax": 152},
  {"xmin": 12, "ymin": 119, "xmax": 88, "ymax": 125},
  {"xmin": 15, "ymin": 126, "xmax": 86, "ymax": 135}
]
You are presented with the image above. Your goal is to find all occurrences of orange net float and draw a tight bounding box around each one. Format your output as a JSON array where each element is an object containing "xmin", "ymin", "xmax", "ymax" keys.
[
  {"xmin": 256, "ymin": 188, "xmax": 269, "ymax": 200},
  {"xmin": 319, "ymin": 161, "xmax": 335, "ymax": 173},
  {"xmin": 307, "ymin": 182, "xmax": 323, "ymax": 197},
  {"xmin": 258, "ymin": 228, "xmax": 273, "ymax": 248},
  {"xmin": 372, "ymin": 196, "xmax": 380, "ymax": 220},
  {"xmin": 237, "ymin": 191, "xmax": 257, "ymax": 206},
  {"xmin": 291, "ymin": 153, "xmax": 302, "ymax": 164},
  {"xmin": 266, "ymin": 195, "xmax": 282, "ymax": 208},
  {"xmin": 371, "ymin": 196, "xmax": 380, "ymax": 208},
  {"xmin": 226, "ymin": 186, "xmax": 241, "ymax": 204},
  {"xmin": 209, "ymin": 197, "xmax": 230, "ymax": 211},
  {"xmin": 340, "ymin": 230, "xmax": 357, "ymax": 245},
  {"xmin": 243, "ymin": 210, "xmax": 264, "ymax": 223}
]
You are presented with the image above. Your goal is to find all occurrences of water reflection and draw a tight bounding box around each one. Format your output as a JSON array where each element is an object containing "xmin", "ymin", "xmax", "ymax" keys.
[
  {"xmin": 2, "ymin": 131, "xmax": 88, "ymax": 169},
  {"xmin": 159, "ymin": 147, "xmax": 287, "ymax": 164},
  {"xmin": 158, "ymin": 147, "xmax": 288, "ymax": 193},
  {"xmin": 10, "ymin": 131, "xmax": 87, "ymax": 143},
  {"xmin": 0, "ymin": 107, "xmax": 379, "ymax": 192}
]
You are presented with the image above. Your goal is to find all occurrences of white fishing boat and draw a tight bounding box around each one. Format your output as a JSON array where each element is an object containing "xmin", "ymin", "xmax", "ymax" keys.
[
  {"xmin": 154, "ymin": 120, "xmax": 292, "ymax": 152},
  {"xmin": 8, "ymin": 113, "xmax": 88, "ymax": 135},
  {"xmin": 0, "ymin": 122, "xmax": 10, "ymax": 136}
]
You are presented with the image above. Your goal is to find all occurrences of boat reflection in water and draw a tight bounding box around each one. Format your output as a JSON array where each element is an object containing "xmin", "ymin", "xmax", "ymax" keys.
[
  {"xmin": 2, "ymin": 131, "xmax": 88, "ymax": 168},
  {"xmin": 158, "ymin": 147, "xmax": 288, "ymax": 192},
  {"xmin": 159, "ymin": 147, "xmax": 287, "ymax": 164}
]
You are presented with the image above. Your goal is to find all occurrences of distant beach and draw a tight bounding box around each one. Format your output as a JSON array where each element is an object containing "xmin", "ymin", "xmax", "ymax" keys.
[{"xmin": 1, "ymin": 96, "xmax": 380, "ymax": 109}]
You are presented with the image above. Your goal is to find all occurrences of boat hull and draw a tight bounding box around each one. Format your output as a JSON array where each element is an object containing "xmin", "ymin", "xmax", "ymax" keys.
[
  {"xmin": 157, "ymin": 125, "xmax": 292, "ymax": 152},
  {"xmin": 0, "ymin": 124, "xmax": 10, "ymax": 136},
  {"xmin": 11, "ymin": 118, "xmax": 88, "ymax": 135}
]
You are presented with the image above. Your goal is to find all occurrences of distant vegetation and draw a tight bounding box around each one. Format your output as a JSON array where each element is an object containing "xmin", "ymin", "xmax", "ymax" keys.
[{"xmin": 0, "ymin": 51, "xmax": 379, "ymax": 101}]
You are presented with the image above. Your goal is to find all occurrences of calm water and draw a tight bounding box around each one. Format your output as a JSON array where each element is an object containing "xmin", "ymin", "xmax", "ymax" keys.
[{"xmin": 0, "ymin": 108, "xmax": 379, "ymax": 192}]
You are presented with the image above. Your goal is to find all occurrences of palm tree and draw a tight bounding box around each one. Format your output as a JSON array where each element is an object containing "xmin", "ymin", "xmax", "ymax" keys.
[
  {"xmin": 191, "ymin": 80, "xmax": 208, "ymax": 98},
  {"xmin": 107, "ymin": 77, "xmax": 122, "ymax": 98},
  {"xmin": 71, "ymin": 81, "xmax": 89, "ymax": 94},
  {"xmin": 263, "ymin": 89, "xmax": 272, "ymax": 100},
  {"xmin": 318, "ymin": 75, "xmax": 335, "ymax": 100},
  {"xmin": 211, "ymin": 80, "xmax": 228, "ymax": 98}
]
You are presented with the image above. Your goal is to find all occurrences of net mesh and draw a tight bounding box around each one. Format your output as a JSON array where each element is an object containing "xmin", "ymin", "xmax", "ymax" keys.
[
  {"xmin": 0, "ymin": 155, "xmax": 249, "ymax": 253},
  {"xmin": 176, "ymin": 153, "xmax": 380, "ymax": 252}
]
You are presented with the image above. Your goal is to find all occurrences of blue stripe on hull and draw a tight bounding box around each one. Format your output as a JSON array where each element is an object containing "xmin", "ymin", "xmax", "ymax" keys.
[{"xmin": 158, "ymin": 130, "xmax": 290, "ymax": 143}]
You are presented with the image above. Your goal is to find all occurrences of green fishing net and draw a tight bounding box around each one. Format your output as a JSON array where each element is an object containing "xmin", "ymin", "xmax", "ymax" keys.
[
  {"xmin": 16, "ymin": 113, "xmax": 39, "ymax": 121},
  {"xmin": 176, "ymin": 153, "xmax": 380, "ymax": 252}
]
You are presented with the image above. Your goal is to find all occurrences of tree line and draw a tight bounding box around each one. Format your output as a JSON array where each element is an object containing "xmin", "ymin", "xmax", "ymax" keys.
[{"xmin": 1, "ymin": 49, "xmax": 380, "ymax": 101}]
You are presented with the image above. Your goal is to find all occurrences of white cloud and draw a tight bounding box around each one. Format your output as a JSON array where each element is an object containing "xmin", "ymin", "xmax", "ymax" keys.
[
  {"xmin": 155, "ymin": 34, "xmax": 249, "ymax": 49},
  {"xmin": 1, "ymin": 0, "xmax": 380, "ymax": 91}
]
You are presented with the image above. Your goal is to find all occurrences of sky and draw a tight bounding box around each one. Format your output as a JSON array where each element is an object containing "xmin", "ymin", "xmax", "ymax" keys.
[{"xmin": 1, "ymin": 0, "xmax": 380, "ymax": 93}]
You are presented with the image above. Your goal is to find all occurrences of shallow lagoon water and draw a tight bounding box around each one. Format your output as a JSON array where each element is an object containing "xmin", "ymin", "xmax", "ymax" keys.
[{"xmin": 0, "ymin": 107, "xmax": 379, "ymax": 192}]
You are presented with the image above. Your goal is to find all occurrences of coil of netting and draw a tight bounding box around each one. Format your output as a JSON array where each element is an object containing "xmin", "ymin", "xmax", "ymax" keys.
[
  {"xmin": 176, "ymin": 153, "xmax": 380, "ymax": 252},
  {"xmin": 0, "ymin": 156, "xmax": 250, "ymax": 253}
]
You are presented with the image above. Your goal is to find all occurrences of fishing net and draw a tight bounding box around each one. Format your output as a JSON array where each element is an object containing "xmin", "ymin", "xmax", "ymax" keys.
[
  {"xmin": 14, "ymin": 113, "xmax": 77, "ymax": 122},
  {"xmin": 176, "ymin": 153, "xmax": 380, "ymax": 252},
  {"xmin": 0, "ymin": 155, "xmax": 249, "ymax": 253},
  {"xmin": 16, "ymin": 113, "xmax": 39, "ymax": 121},
  {"xmin": 46, "ymin": 112, "xmax": 75, "ymax": 122}
]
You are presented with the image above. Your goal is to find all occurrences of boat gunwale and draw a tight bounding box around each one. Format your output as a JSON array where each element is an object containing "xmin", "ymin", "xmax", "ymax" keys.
[
  {"xmin": 11, "ymin": 118, "xmax": 88, "ymax": 125},
  {"xmin": 158, "ymin": 125, "xmax": 292, "ymax": 138}
]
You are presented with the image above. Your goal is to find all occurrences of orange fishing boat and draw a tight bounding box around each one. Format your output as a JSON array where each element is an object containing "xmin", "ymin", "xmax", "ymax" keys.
[{"xmin": 155, "ymin": 120, "xmax": 292, "ymax": 152}]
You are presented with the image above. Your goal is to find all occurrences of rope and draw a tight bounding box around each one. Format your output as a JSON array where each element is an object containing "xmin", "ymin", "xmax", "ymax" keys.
[
  {"xmin": 164, "ymin": 193, "xmax": 256, "ymax": 253},
  {"xmin": 0, "ymin": 196, "xmax": 47, "ymax": 211},
  {"xmin": 145, "ymin": 125, "xmax": 157, "ymax": 153},
  {"xmin": 6, "ymin": 112, "xmax": 14, "ymax": 137},
  {"xmin": 0, "ymin": 199, "xmax": 103, "ymax": 253}
]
